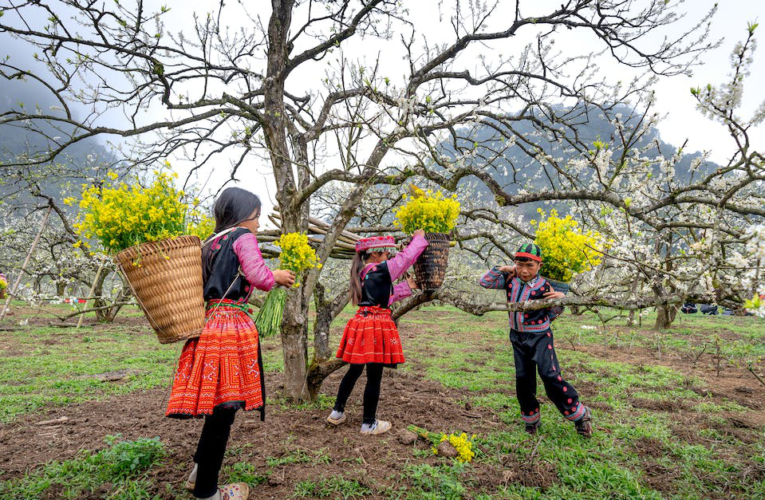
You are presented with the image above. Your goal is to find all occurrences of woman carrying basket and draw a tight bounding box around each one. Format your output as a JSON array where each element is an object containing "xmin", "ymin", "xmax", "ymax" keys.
[
  {"xmin": 326, "ymin": 230, "xmax": 428, "ymax": 435},
  {"xmin": 167, "ymin": 187, "xmax": 295, "ymax": 500}
]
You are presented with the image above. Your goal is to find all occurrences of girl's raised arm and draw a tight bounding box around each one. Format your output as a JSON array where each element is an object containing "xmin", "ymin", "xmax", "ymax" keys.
[
  {"xmin": 386, "ymin": 234, "xmax": 428, "ymax": 281},
  {"xmin": 388, "ymin": 281, "xmax": 413, "ymax": 305},
  {"xmin": 233, "ymin": 232, "xmax": 275, "ymax": 292}
]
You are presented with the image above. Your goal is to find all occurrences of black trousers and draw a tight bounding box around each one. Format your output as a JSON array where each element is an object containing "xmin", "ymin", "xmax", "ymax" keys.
[
  {"xmin": 193, "ymin": 406, "xmax": 238, "ymax": 498},
  {"xmin": 510, "ymin": 329, "xmax": 584, "ymax": 423},
  {"xmin": 333, "ymin": 363, "xmax": 384, "ymax": 425}
]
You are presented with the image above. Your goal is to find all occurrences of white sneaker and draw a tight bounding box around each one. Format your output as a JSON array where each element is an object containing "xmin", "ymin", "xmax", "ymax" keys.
[
  {"xmin": 360, "ymin": 420, "xmax": 391, "ymax": 435},
  {"xmin": 326, "ymin": 411, "xmax": 347, "ymax": 426}
]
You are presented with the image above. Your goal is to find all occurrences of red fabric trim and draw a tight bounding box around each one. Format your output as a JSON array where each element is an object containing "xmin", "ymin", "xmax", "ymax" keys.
[
  {"xmin": 356, "ymin": 236, "xmax": 396, "ymax": 252},
  {"xmin": 166, "ymin": 306, "xmax": 263, "ymax": 417},
  {"xmin": 515, "ymin": 252, "xmax": 542, "ymax": 262},
  {"xmin": 335, "ymin": 306, "xmax": 405, "ymax": 365}
]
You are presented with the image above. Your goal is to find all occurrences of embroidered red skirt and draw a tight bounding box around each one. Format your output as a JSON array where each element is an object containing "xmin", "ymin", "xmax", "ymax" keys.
[
  {"xmin": 166, "ymin": 300, "xmax": 265, "ymax": 418},
  {"xmin": 336, "ymin": 306, "xmax": 405, "ymax": 366}
]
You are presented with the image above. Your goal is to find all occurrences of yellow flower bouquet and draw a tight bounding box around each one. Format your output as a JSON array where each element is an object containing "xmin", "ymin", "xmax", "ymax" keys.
[
  {"xmin": 0, "ymin": 275, "xmax": 8, "ymax": 300},
  {"xmin": 393, "ymin": 186, "xmax": 461, "ymax": 290},
  {"xmin": 71, "ymin": 171, "xmax": 198, "ymax": 254},
  {"xmin": 393, "ymin": 186, "xmax": 460, "ymax": 235},
  {"xmin": 255, "ymin": 232, "xmax": 320, "ymax": 338},
  {"xmin": 68, "ymin": 170, "xmax": 208, "ymax": 344},
  {"xmin": 532, "ymin": 209, "xmax": 604, "ymax": 289}
]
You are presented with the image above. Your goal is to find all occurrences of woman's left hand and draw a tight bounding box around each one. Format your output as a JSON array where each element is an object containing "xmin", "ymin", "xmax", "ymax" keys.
[
  {"xmin": 407, "ymin": 275, "xmax": 419, "ymax": 290},
  {"xmin": 543, "ymin": 291, "xmax": 565, "ymax": 300}
]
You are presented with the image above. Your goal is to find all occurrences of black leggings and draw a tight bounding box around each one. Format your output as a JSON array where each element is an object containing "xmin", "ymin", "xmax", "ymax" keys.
[
  {"xmin": 333, "ymin": 363, "xmax": 384, "ymax": 425},
  {"xmin": 193, "ymin": 406, "xmax": 237, "ymax": 498}
]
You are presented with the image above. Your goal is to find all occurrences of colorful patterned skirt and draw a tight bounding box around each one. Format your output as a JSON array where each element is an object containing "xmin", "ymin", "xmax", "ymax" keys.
[
  {"xmin": 336, "ymin": 306, "xmax": 405, "ymax": 366},
  {"xmin": 166, "ymin": 300, "xmax": 265, "ymax": 419}
]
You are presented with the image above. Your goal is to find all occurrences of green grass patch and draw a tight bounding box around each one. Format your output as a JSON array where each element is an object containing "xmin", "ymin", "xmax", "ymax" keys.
[
  {"xmin": 293, "ymin": 476, "xmax": 372, "ymax": 498},
  {"xmin": 0, "ymin": 435, "xmax": 165, "ymax": 499}
]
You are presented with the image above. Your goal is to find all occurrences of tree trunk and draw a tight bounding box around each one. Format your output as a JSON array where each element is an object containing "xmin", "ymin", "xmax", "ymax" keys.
[
  {"xmin": 92, "ymin": 268, "xmax": 111, "ymax": 323},
  {"xmin": 654, "ymin": 304, "xmax": 678, "ymax": 330},
  {"xmin": 627, "ymin": 309, "xmax": 636, "ymax": 327},
  {"xmin": 306, "ymin": 282, "xmax": 349, "ymax": 399},
  {"xmin": 280, "ymin": 294, "xmax": 310, "ymax": 401}
]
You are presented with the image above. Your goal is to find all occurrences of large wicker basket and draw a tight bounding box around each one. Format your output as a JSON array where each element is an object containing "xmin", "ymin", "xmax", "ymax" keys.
[
  {"xmin": 115, "ymin": 235, "xmax": 205, "ymax": 344},
  {"xmin": 413, "ymin": 232, "xmax": 451, "ymax": 291}
]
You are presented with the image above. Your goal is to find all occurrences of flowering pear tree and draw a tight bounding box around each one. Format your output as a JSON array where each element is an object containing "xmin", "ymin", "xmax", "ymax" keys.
[{"xmin": 4, "ymin": 0, "xmax": 758, "ymax": 400}]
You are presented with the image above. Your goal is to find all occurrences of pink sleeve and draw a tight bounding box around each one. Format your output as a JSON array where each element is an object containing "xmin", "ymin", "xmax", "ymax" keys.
[
  {"xmin": 389, "ymin": 281, "xmax": 413, "ymax": 305},
  {"xmin": 386, "ymin": 234, "xmax": 428, "ymax": 281},
  {"xmin": 232, "ymin": 232, "xmax": 275, "ymax": 292}
]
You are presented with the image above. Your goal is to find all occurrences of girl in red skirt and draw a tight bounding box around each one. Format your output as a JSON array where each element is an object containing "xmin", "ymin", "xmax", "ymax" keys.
[
  {"xmin": 167, "ymin": 187, "xmax": 295, "ymax": 500},
  {"xmin": 327, "ymin": 229, "xmax": 428, "ymax": 435}
]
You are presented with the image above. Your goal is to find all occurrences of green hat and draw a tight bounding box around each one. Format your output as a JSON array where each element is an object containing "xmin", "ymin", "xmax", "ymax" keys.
[{"xmin": 515, "ymin": 243, "xmax": 542, "ymax": 262}]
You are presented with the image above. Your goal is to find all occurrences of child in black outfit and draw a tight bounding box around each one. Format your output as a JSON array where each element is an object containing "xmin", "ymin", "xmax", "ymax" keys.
[{"xmin": 479, "ymin": 243, "xmax": 592, "ymax": 437}]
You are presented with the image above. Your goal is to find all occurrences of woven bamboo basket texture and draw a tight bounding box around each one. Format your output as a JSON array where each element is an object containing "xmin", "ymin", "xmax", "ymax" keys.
[
  {"xmin": 544, "ymin": 278, "xmax": 570, "ymax": 294},
  {"xmin": 115, "ymin": 235, "xmax": 205, "ymax": 344},
  {"xmin": 414, "ymin": 232, "xmax": 451, "ymax": 291}
]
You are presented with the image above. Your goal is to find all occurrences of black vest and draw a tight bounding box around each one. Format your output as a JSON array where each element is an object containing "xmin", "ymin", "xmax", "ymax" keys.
[
  {"xmin": 202, "ymin": 228, "xmax": 252, "ymax": 302},
  {"xmin": 358, "ymin": 262, "xmax": 393, "ymax": 308}
]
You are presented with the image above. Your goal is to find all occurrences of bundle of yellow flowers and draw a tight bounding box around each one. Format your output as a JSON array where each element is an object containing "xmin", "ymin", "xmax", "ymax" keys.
[
  {"xmin": 406, "ymin": 425, "xmax": 477, "ymax": 463},
  {"xmin": 0, "ymin": 274, "xmax": 8, "ymax": 299},
  {"xmin": 532, "ymin": 209, "xmax": 604, "ymax": 283},
  {"xmin": 255, "ymin": 232, "xmax": 320, "ymax": 338},
  {"xmin": 68, "ymin": 171, "xmax": 204, "ymax": 253},
  {"xmin": 393, "ymin": 186, "xmax": 460, "ymax": 234},
  {"xmin": 274, "ymin": 232, "xmax": 321, "ymax": 281},
  {"xmin": 435, "ymin": 432, "xmax": 477, "ymax": 463}
]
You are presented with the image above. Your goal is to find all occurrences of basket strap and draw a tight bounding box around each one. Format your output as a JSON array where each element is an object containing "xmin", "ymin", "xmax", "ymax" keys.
[{"xmin": 201, "ymin": 227, "xmax": 238, "ymax": 249}]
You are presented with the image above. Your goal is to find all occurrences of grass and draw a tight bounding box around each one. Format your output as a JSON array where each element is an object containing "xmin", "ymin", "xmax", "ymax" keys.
[
  {"xmin": 0, "ymin": 435, "xmax": 165, "ymax": 499},
  {"xmin": 0, "ymin": 304, "xmax": 285, "ymax": 423},
  {"xmin": 293, "ymin": 476, "xmax": 373, "ymax": 498},
  {"xmin": 1, "ymin": 302, "xmax": 764, "ymax": 498}
]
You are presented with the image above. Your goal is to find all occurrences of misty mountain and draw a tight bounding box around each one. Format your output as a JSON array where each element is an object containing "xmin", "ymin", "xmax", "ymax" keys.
[
  {"xmin": 441, "ymin": 104, "xmax": 715, "ymax": 219},
  {"xmin": 0, "ymin": 76, "xmax": 116, "ymax": 203}
]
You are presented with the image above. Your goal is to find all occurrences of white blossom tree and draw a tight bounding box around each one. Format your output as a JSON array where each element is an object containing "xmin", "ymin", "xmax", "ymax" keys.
[{"xmin": 3, "ymin": 1, "xmax": 762, "ymax": 400}]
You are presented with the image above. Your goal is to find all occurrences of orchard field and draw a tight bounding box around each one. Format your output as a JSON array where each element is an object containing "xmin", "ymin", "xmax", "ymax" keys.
[{"xmin": 0, "ymin": 304, "xmax": 763, "ymax": 499}]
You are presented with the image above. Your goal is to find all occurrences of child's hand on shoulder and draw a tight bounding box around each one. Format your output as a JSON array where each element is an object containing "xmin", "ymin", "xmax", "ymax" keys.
[
  {"xmin": 413, "ymin": 229, "xmax": 425, "ymax": 238},
  {"xmin": 274, "ymin": 270, "xmax": 296, "ymax": 287},
  {"xmin": 543, "ymin": 291, "xmax": 565, "ymax": 300},
  {"xmin": 498, "ymin": 265, "xmax": 516, "ymax": 276}
]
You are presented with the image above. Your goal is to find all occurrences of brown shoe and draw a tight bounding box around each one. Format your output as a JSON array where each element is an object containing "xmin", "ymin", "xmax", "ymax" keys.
[
  {"xmin": 525, "ymin": 421, "xmax": 540, "ymax": 435},
  {"xmin": 575, "ymin": 407, "xmax": 592, "ymax": 438}
]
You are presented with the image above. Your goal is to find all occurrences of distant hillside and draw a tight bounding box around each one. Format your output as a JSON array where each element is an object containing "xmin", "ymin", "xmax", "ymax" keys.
[
  {"xmin": 440, "ymin": 104, "xmax": 715, "ymax": 220},
  {"xmin": 0, "ymin": 77, "xmax": 116, "ymax": 206}
]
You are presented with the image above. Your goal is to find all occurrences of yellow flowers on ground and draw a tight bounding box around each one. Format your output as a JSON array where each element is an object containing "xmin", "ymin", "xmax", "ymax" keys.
[
  {"xmin": 73, "ymin": 170, "xmax": 198, "ymax": 253},
  {"xmin": 532, "ymin": 209, "xmax": 604, "ymax": 283},
  {"xmin": 434, "ymin": 432, "xmax": 476, "ymax": 463},
  {"xmin": 393, "ymin": 186, "xmax": 460, "ymax": 234},
  {"xmin": 274, "ymin": 232, "xmax": 321, "ymax": 286},
  {"xmin": 407, "ymin": 425, "xmax": 477, "ymax": 463}
]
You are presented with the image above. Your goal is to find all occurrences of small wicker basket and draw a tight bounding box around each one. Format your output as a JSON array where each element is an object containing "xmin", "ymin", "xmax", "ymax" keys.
[
  {"xmin": 115, "ymin": 235, "xmax": 205, "ymax": 344},
  {"xmin": 413, "ymin": 232, "xmax": 451, "ymax": 291}
]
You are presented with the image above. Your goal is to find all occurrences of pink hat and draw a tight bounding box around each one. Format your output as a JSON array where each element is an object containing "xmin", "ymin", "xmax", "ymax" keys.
[{"xmin": 355, "ymin": 236, "xmax": 397, "ymax": 253}]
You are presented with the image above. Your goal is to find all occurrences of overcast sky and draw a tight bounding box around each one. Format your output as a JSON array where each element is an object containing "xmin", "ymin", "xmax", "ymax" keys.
[{"xmin": 2, "ymin": 0, "xmax": 763, "ymax": 222}]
